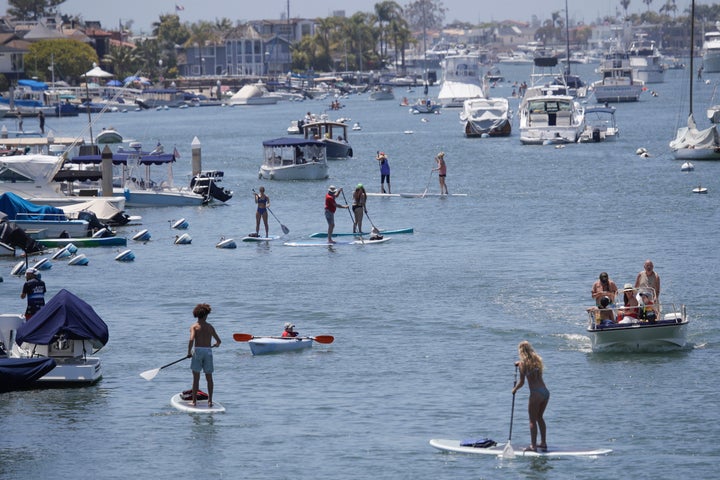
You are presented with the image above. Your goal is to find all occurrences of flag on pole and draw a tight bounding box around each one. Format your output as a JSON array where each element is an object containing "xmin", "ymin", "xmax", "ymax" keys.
[{"xmin": 175, "ymin": 4, "xmax": 185, "ymax": 11}]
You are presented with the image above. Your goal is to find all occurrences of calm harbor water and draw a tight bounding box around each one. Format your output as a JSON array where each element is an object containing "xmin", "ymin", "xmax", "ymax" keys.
[{"xmin": 1, "ymin": 63, "xmax": 719, "ymax": 479}]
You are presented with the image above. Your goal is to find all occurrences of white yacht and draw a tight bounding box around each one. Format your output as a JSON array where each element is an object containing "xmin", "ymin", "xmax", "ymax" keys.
[
  {"xmin": 591, "ymin": 47, "xmax": 644, "ymax": 103},
  {"xmin": 702, "ymin": 23, "xmax": 720, "ymax": 73},
  {"xmin": 437, "ymin": 53, "xmax": 485, "ymax": 108},
  {"xmin": 628, "ymin": 34, "xmax": 665, "ymax": 84}
]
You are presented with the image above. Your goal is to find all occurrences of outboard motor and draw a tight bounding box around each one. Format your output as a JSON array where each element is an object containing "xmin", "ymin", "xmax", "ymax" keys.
[{"xmin": 592, "ymin": 128, "xmax": 601, "ymax": 142}]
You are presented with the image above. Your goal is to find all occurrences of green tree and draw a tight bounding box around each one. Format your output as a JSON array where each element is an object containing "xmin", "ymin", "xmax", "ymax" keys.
[
  {"xmin": 375, "ymin": 1, "xmax": 403, "ymax": 61},
  {"xmin": 101, "ymin": 44, "xmax": 143, "ymax": 82},
  {"xmin": 23, "ymin": 39, "xmax": 98, "ymax": 83},
  {"xmin": 620, "ymin": 0, "xmax": 631, "ymax": 19},
  {"xmin": 7, "ymin": 0, "xmax": 65, "ymax": 20},
  {"xmin": 643, "ymin": 0, "xmax": 653, "ymax": 12},
  {"xmin": 152, "ymin": 14, "xmax": 191, "ymax": 50},
  {"xmin": 403, "ymin": 0, "xmax": 446, "ymax": 32}
]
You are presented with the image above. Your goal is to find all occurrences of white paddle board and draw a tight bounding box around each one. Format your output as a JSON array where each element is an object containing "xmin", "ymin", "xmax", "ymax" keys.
[
  {"xmin": 242, "ymin": 235, "xmax": 281, "ymax": 242},
  {"xmin": 284, "ymin": 237, "xmax": 391, "ymax": 247},
  {"xmin": 170, "ymin": 393, "xmax": 225, "ymax": 413},
  {"xmin": 399, "ymin": 193, "xmax": 468, "ymax": 198},
  {"xmin": 429, "ymin": 439, "xmax": 611, "ymax": 457}
]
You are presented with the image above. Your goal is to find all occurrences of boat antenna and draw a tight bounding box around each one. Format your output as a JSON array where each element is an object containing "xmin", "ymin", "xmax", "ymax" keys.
[{"xmin": 690, "ymin": 0, "xmax": 696, "ymax": 117}]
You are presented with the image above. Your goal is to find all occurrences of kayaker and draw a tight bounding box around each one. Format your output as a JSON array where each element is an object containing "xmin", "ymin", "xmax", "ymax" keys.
[
  {"xmin": 282, "ymin": 322, "xmax": 298, "ymax": 338},
  {"xmin": 187, "ymin": 303, "xmax": 221, "ymax": 407},
  {"xmin": 352, "ymin": 183, "xmax": 367, "ymax": 234},
  {"xmin": 325, "ymin": 185, "xmax": 348, "ymax": 243},
  {"xmin": 511, "ymin": 340, "xmax": 549, "ymax": 453},
  {"xmin": 20, "ymin": 267, "xmax": 46, "ymax": 320}
]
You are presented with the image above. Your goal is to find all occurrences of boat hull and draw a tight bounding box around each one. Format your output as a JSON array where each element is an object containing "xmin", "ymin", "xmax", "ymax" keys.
[
  {"xmin": 38, "ymin": 236, "xmax": 127, "ymax": 248},
  {"xmin": 259, "ymin": 163, "xmax": 329, "ymax": 181},
  {"xmin": 592, "ymin": 84, "xmax": 644, "ymax": 103},
  {"xmin": 248, "ymin": 337, "xmax": 313, "ymax": 355},
  {"xmin": 587, "ymin": 318, "xmax": 689, "ymax": 352},
  {"xmin": 122, "ymin": 189, "xmax": 207, "ymax": 207}
]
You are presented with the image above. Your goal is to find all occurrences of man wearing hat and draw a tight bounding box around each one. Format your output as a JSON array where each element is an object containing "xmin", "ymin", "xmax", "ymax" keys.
[
  {"xmin": 20, "ymin": 267, "xmax": 46, "ymax": 320},
  {"xmin": 325, "ymin": 185, "xmax": 348, "ymax": 243},
  {"xmin": 352, "ymin": 183, "xmax": 367, "ymax": 233},
  {"xmin": 282, "ymin": 322, "xmax": 298, "ymax": 338}
]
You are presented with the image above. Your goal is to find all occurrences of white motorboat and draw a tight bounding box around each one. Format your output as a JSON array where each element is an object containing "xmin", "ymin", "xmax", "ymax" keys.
[
  {"xmin": 300, "ymin": 120, "xmax": 353, "ymax": 159},
  {"xmin": 591, "ymin": 46, "xmax": 645, "ymax": 103},
  {"xmin": 227, "ymin": 82, "xmax": 281, "ymax": 105},
  {"xmin": 460, "ymin": 97, "xmax": 511, "ymax": 137},
  {"xmin": 628, "ymin": 34, "xmax": 665, "ymax": 84},
  {"xmin": 586, "ymin": 288, "xmax": 688, "ymax": 352},
  {"xmin": 410, "ymin": 98, "xmax": 442, "ymax": 114},
  {"xmin": 259, "ymin": 137, "xmax": 328, "ymax": 181},
  {"xmin": 1, "ymin": 192, "xmax": 91, "ymax": 238},
  {"xmin": 0, "ymin": 154, "xmax": 126, "ymax": 209},
  {"xmin": 670, "ymin": 2, "xmax": 720, "ymax": 161},
  {"xmin": 577, "ymin": 106, "xmax": 619, "ymax": 142},
  {"xmin": 702, "ymin": 23, "xmax": 720, "ymax": 73},
  {"xmin": 0, "ymin": 289, "xmax": 108, "ymax": 385},
  {"xmin": 96, "ymin": 127, "xmax": 123, "ymax": 144},
  {"xmin": 437, "ymin": 53, "xmax": 486, "ymax": 107},
  {"xmin": 518, "ymin": 56, "xmax": 585, "ymax": 145},
  {"xmin": 368, "ymin": 86, "xmax": 395, "ymax": 101}
]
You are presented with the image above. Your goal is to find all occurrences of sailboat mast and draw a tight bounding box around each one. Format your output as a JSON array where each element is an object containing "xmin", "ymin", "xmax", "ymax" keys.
[
  {"xmin": 565, "ymin": 0, "xmax": 571, "ymax": 75},
  {"xmin": 690, "ymin": 0, "xmax": 695, "ymax": 116}
]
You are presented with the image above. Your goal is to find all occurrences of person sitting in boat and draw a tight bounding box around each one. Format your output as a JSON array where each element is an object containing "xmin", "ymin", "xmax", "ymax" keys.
[
  {"xmin": 597, "ymin": 296, "xmax": 616, "ymax": 326},
  {"xmin": 637, "ymin": 291, "xmax": 658, "ymax": 323},
  {"xmin": 282, "ymin": 322, "xmax": 298, "ymax": 338},
  {"xmin": 617, "ymin": 284, "xmax": 639, "ymax": 324}
]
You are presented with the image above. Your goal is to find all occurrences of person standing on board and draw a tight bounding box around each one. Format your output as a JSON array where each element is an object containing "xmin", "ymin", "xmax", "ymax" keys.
[
  {"xmin": 38, "ymin": 110, "xmax": 45, "ymax": 134},
  {"xmin": 376, "ymin": 152, "xmax": 391, "ymax": 194},
  {"xmin": 511, "ymin": 340, "xmax": 550, "ymax": 453},
  {"xmin": 20, "ymin": 268, "xmax": 46, "ymax": 320},
  {"xmin": 591, "ymin": 272, "xmax": 617, "ymax": 307},
  {"xmin": 433, "ymin": 152, "xmax": 448, "ymax": 195},
  {"xmin": 634, "ymin": 259, "xmax": 660, "ymax": 301},
  {"xmin": 253, "ymin": 186, "xmax": 269, "ymax": 238},
  {"xmin": 352, "ymin": 183, "xmax": 367, "ymax": 233},
  {"xmin": 325, "ymin": 185, "xmax": 348, "ymax": 243},
  {"xmin": 187, "ymin": 303, "xmax": 221, "ymax": 407}
]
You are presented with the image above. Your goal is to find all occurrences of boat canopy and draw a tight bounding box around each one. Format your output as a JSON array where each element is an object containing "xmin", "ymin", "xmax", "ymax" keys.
[
  {"xmin": 0, "ymin": 192, "xmax": 66, "ymax": 220},
  {"xmin": 16, "ymin": 289, "xmax": 109, "ymax": 348},
  {"xmin": 262, "ymin": 137, "xmax": 326, "ymax": 148},
  {"xmin": 17, "ymin": 79, "xmax": 48, "ymax": 91},
  {"xmin": 68, "ymin": 150, "xmax": 176, "ymax": 165}
]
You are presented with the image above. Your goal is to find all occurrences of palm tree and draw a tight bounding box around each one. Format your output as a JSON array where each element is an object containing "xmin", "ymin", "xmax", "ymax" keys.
[
  {"xmin": 374, "ymin": 1, "xmax": 402, "ymax": 61},
  {"xmin": 102, "ymin": 45, "xmax": 142, "ymax": 81},
  {"xmin": 620, "ymin": 0, "xmax": 631, "ymax": 19}
]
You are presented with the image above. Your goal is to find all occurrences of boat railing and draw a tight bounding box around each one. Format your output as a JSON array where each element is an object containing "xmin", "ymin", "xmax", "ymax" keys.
[
  {"xmin": 15, "ymin": 212, "xmax": 72, "ymax": 222},
  {"xmin": 586, "ymin": 297, "xmax": 685, "ymax": 331}
]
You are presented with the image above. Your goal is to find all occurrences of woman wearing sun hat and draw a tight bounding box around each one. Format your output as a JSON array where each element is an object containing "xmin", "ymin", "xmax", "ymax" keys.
[
  {"xmin": 617, "ymin": 283, "xmax": 639, "ymax": 323},
  {"xmin": 352, "ymin": 183, "xmax": 367, "ymax": 233}
]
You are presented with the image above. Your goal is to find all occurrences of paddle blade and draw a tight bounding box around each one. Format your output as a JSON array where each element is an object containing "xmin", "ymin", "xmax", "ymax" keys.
[
  {"xmin": 312, "ymin": 335, "xmax": 334, "ymax": 344},
  {"xmin": 281, "ymin": 225, "xmax": 290, "ymax": 235},
  {"xmin": 233, "ymin": 333, "xmax": 253, "ymax": 342},
  {"xmin": 140, "ymin": 368, "xmax": 161, "ymax": 381},
  {"xmin": 502, "ymin": 441, "xmax": 515, "ymax": 459}
]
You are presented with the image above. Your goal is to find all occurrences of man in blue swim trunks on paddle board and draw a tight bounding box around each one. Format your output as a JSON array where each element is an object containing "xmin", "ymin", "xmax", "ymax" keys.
[{"xmin": 187, "ymin": 303, "xmax": 222, "ymax": 407}]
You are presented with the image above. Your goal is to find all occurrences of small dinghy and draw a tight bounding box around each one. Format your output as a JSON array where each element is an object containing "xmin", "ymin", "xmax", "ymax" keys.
[
  {"xmin": 132, "ymin": 229, "xmax": 151, "ymax": 242},
  {"xmin": 32, "ymin": 258, "xmax": 52, "ymax": 271},
  {"xmin": 68, "ymin": 253, "xmax": 89, "ymax": 266},
  {"xmin": 248, "ymin": 337, "xmax": 314, "ymax": 355},
  {"xmin": 172, "ymin": 218, "xmax": 189, "ymax": 230},
  {"xmin": 216, "ymin": 238, "xmax": 237, "ymax": 249},
  {"xmin": 115, "ymin": 249, "xmax": 135, "ymax": 262},
  {"xmin": 174, "ymin": 233, "xmax": 192, "ymax": 245}
]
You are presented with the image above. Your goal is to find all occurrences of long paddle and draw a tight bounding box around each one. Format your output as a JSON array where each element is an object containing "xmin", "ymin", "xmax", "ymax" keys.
[
  {"xmin": 253, "ymin": 189, "xmax": 289, "ymax": 234},
  {"xmin": 140, "ymin": 355, "xmax": 189, "ymax": 381},
  {"xmin": 233, "ymin": 333, "xmax": 334, "ymax": 344},
  {"xmin": 502, "ymin": 365, "xmax": 519, "ymax": 459},
  {"xmin": 422, "ymin": 170, "xmax": 434, "ymax": 198}
]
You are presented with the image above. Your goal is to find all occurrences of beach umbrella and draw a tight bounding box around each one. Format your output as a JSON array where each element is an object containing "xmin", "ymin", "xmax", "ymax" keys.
[
  {"xmin": 123, "ymin": 76, "xmax": 141, "ymax": 84},
  {"xmin": 106, "ymin": 79, "xmax": 123, "ymax": 86},
  {"xmin": 84, "ymin": 65, "xmax": 113, "ymax": 78}
]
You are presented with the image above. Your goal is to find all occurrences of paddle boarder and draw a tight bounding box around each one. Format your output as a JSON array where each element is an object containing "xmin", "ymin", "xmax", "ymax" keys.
[
  {"xmin": 186, "ymin": 303, "xmax": 221, "ymax": 407},
  {"xmin": 253, "ymin": 186, "xmax": 270, "ymax": 238},
  {"xmin": 433, "ymin": 152, "xmax": 448, "ymax": 195},
  {"xmin": 20, "ymin": 267, "xmax": 46, "ymax": 320},
  {"xmin": 376, "ymin": 152, "xmax": 391, "ymax": 193},
  {"xmin": 511, "ymin": 340, "xmax": 549, "ymax": 453},
  {"xmin": 325, "ymin": 185, "xmax": 348, "ymax": 243},
  {"xmin": 352, "ymin": 183, "xmax": 367, "ymax": 233}
]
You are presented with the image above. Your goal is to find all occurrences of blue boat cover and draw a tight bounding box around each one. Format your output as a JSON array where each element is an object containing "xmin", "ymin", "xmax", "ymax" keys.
[
  {"xmin": 262, "ymin": 137, "xmax": 326, "ymax": 148},
  {"xmin": 0, "ymin": 357, "xmax": 56, "ymax": 392},
  {"xmin": 0, "ymin": 192, "xmax": 66, "ymax": 221},
  {"xmin": 17, "ymin": 79, "xmax": 48, "ymax": 91},
  {"xmin": 16, "ymin": 289, "xmax": 109, "ymax": 348},
  {"xmin": 68, "ymin": 149, "xmax": 176, "ymax": 166}
]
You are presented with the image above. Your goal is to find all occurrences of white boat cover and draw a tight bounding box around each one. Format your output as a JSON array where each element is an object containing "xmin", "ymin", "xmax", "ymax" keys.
[
  {"xmin": 669, "ymin": 114, "xmax": 720, "ymax": 150},
  {"xmin": 60, "ymin": 198, "xmax": 125, "ymax": 222}
]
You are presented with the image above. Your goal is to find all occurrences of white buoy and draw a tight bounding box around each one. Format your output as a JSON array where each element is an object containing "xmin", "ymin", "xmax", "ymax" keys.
[
  {"xmin": 133, "ymin": 229, "xmax": 151, "ymax": 242},
  {"xmin": 693, "ymin": 185, "xmax": 708, "ymax": 194},
  {"xmin": 216, "ymin": 238, "xmax": 237, "ymax": 249},
  {"xmin": 68, "ymin": 254, "xmax": 89, "ymax": 266},
  {"xmin": 115, "ymin": 249, "xmax": 135, "ymax": 261},
  {"xmin": 681, "ymin": 162, "xmax": 695, "ymax": 172},
  {"xmin": 174, "ymin": 233, "xmax": 192, "ymax": 245},
  {"xmin": 172, "ymin": 218, "xmax": 189, "ymax": 230}
]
